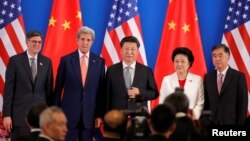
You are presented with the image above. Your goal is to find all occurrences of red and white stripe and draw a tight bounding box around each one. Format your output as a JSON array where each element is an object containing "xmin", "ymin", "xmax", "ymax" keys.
[
  {"xmin": 101, "ymin": 15, "xmax": 147, "ymax": 67},
  {"xmin": 0, "ymin": 17, "xmax": 26, "ymax": 97}
]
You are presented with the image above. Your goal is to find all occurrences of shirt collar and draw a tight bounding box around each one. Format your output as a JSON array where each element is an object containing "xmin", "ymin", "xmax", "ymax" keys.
[
  {"xmin": 31, "ymin": 128, "xmax": 41, "ymax": 132},
  {"xmin": 27, "ymin": 51, "xmax": 38, "ymax": 60},
  {"xmin": 39, "ymin": 134, "xmax": 54, "ymax": 141},
  {"xmin": 217, "ymin": 66, "xmax": 229, "ymax": 76},
  {"xmin": 122, "ymin": 61, "xmax": 136, "ymax": 70},
  {"xmin": 175, "ymin": 112, "xmax": 187, "ymax": 118},
  {"xmin": 78, "ymin": 49, "xmax": 89, "ymax": 59}
]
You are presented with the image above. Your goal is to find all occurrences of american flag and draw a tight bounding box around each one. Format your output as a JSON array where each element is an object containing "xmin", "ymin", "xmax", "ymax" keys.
[
  {"xmin": 0, "ymin": 0, "xmax": 26, "ymax": 103},
  {"xmin": 101, "ymin": 0, "xmax": 147, "ymax": 67},
  {"xmin": 221, "ymin": 0, "xmax": 250, "ymax": 113}
]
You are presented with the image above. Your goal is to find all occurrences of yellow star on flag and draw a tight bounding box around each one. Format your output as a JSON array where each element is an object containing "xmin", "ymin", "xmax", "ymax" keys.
[
  {"xmin": 76, "ymin": 11, "xmax": 82, "ymax": 20},
  {"xmin": 168, "ymin": 20, "xmax": 176, "ymax": 30},
  {"xmin": 182, "ymin": 23, "xmax": 190, "ymax": 33},
  {"xmin": 49, "ymin": 16, "xmax": 57, "ymax": 27},
  {"xmin": 62, "ymin": 20, "xmax": 71, "ymax": 30}
]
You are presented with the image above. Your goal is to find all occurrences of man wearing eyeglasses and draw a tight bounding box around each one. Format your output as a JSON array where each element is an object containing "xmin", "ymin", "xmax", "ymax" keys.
[{"xmin": 2, "ymin": 31, "xmax": 53, "ymax": 138}]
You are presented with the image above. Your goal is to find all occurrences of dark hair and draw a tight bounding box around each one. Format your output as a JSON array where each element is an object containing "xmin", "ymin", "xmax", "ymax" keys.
[
  {"xmin": 120, "ymin": 36, "xmax": 140, "ymax": 48},
  {"xmin": 26, "ymin": 103, "xmax": 48, "ymax": 128},
  {"xmin": 163, "ymin": 89, "xmax": 189, "ymax": 113},
  {"xmin": 26, "ymin": 30, "xmax": 43, "ymax": 40},
  {"xmin": 171, "ymin": 47, "xmax": 194, "ymax": 68},
  {"xmin": 150, "ymin": 104, "xmax": 175, "ymax": 133},
  {"xmin": 211, "ymin": 44, "xmax": 230, "ymax": 55}
]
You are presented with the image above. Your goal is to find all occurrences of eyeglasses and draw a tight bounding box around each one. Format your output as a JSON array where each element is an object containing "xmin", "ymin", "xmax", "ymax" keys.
[
  {"xmin": 29, "ymin": 40, "xmax": 42, "ymax": 44},
  {"xmin": 212, "ymin": 55, "xmax": 226, "ymax": 59}
]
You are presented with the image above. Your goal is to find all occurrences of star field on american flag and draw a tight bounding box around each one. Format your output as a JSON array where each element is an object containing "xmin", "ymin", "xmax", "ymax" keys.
[
  {"xmin": 0, "ymin": 0, "xmax": 22, "ymax": 29},
  {"xmin": 224, "ymin": 0, "xmax": 250, "ymax": 32},
  {"xmin": 107, "ymin": 0, "xmax": 138, "ymax": 30}
]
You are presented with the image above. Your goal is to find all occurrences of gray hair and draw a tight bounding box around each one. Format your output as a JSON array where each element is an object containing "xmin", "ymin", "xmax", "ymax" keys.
[
  {"xmin": 77, "ymin": 26, "xmax": 95, "ymax": 40},
  {"xmin": 39, "ymin": 106, "xmax": 64, "ymax": 129}
]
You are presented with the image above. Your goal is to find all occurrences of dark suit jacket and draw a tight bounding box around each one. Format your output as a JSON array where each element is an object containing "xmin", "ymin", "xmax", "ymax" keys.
[
  {"xmin": 29, "ymin": 130, "xmax": 41, "ymax": 140},
  {"xmin": 106, "ymin": 62, "xmax": 158, "ymax": 111},
  {"xmin": 204, "ymin": 67, "xmax": 248, "ymax": 124},
  {"xmin": 146, "ymin": 134, "xmax": 169, "ymax": 141},
  {"xmin": 36, "ymin": 136, "xmax": 52, "ymax": 141},
  {"xmin": 54, "ymin": 50, "xmax": 105, "ymax": 130},
  {"xmin": 3, "ymin": 52, "xmax": 53, "ymax": 127},
  {"xmin": 169, "ymin": 116, "xmax": 197, "ymax": 141}
]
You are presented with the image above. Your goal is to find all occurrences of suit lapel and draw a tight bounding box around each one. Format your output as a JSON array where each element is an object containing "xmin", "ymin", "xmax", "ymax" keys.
[
  {"xmin": 35, "ymin": 54, "xmax": 45, "ymax": 86},
  {"xmin": 211, "ymin": 71, "xmax": 220, "ymax": 95},
  {"xmin": 184, "ymin": 73, "xmax": 192, "ymax": 93},
  {"xmin": 118, "ymin": 62, "xmax": 128, "ymax": 91},
  {"xmin": 171, "ymin": 72, "xmax": 179, "ymax": 88},
  {"xmin": 21, "ymin": 52, "xmax": 33, "ymax": 84},
  {"xmin": 220, "ymin": 67, "xmax": 233, "ymax": 94},
  {"xmin": 71, "ymin": 51, "xmax": 82, "ymax": 85},
  {"xmin": 132, "ymin": 63, "xmax": 140, "ymax": 87},
  {"xmin": 86, "ymin": 53, "xmax": 95, "ymax": 86}
]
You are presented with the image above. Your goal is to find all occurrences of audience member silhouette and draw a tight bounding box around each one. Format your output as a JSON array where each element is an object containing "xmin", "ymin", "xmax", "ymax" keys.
[
  {"xmin": 164, "ymin": 88, "xmax": 202, "ymax": 141},
  {"xmin": 146, "ymin": 104, "xmax": 176, "ymax": 141},
  {"xmin": 102, "ymin": 110, "xmax": 127, "ymax": 141},
  {"xmin": 26, "ymin": 103, "xmax": 48, "ymax": 140}
]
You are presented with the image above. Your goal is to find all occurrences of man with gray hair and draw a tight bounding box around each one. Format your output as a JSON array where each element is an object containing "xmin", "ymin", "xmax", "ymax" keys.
[
  {"xmin": 37, "ymin": 106, "xmax": 67, "ymax": 141},
  {"xmin": 53, "ymin": 26, "xmax": 105, "ymax": 141}
]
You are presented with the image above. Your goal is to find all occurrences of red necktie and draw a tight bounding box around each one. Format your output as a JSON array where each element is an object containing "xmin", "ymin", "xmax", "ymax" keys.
[
  {"xmin": 217, "ymin": 73, "xmax": 223, "ymax": 94},
  {"xmin": 81, "ymin": 55, "xmax": 87, "ymax": 86}
]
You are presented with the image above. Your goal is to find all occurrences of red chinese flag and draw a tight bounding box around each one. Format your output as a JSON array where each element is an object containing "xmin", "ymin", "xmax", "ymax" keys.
[
  {"xmin": 42, "ymin": 0, "xmax": 83, "ymax": 79},
  {"xmin": 152, "ymin": 0, "xmax": 207, "ymax": 109}
]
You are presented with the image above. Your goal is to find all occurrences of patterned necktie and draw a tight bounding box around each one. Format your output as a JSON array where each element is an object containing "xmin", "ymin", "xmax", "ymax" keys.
[
  {"xmin": 217, "ymin": 73, "xmax": 223, "ymax": 93},
  {"xmin": 124, "ymin": 66, "xmax": 132, "ymax": 89},
  {"xmin": 81, "ymin": 55, "xmax": 87, "ymax": 86},
  {"xmin": 30, "ymin": 57, "xmax": 36, "ymax": 81}
]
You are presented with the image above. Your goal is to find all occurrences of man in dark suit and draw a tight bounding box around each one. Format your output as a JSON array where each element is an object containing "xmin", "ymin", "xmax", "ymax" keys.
[
  {"xmin": 37, "ymin": 106, "xmax": 68, "ymax": 141},
  {"xmin": 53, "ymin": 26, "xmax": 105, "ymax": 141},
  {"xmin": 106, "ymin": 36, "xmax": 158, "ymax": 113},
  {"xmin": 204, "ymin": 44, "xmax": 248, "ymax": 124},
  {"xmin": 3, "ymin": 31, "xmax": 53, "ymax": 138}
]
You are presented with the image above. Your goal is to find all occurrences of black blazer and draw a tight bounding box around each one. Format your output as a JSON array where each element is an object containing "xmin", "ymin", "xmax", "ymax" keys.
[
  {"xmin": 106, "ymin": 62, "xmax": 159, "ymax": 111},
  {"xmin": 146, "ymin": 134, "xmax": 169, "ymax": 141},
  {"xmin": 29, "ymin": 130, "xmax": 41, "ymax": 140},
  {"xmin": 3, "ymin": 52, "xmax": 53, "ymax": 127},
  {"xmin": 204, "ymin": 67, "xmax": 248, "ymax": 124},
  {"xmin": 36, "ymin": 136, "xmax": 52, "ymax": 141}
]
